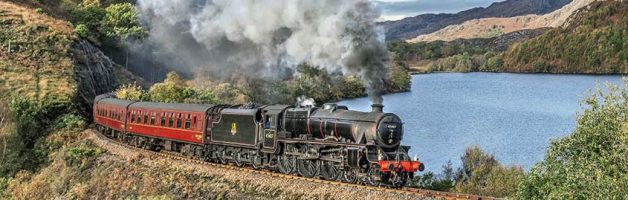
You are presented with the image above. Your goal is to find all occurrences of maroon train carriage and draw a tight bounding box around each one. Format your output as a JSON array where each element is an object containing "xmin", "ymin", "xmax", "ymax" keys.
[
  {"xmin": 93, "ymin": 94, "xmax": 424, "ymax": 187},
  {"xmin": 93, "ymin": 97, "xmax": 134, "ymax": 138}
]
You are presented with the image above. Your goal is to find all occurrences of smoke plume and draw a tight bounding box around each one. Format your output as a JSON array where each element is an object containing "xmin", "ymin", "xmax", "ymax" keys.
[{"xmin": 136, "ymin": 0, "xmax": 390, "ymax": 104}]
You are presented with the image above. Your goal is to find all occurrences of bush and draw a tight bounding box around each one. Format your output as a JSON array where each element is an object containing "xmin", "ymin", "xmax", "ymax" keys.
[
  {"xmin": 516, "ymin": 83, "xmax": 628, "ymax": 199},
  {"xmin": 147, "ymin": 72, "xmax": 193, "ymax": 103},
  {"xmin": 54, "ymin": 114, "xmax": 85, "ymax": 131},
  {"xmin": 34, "ymin": 8, "xmax": 44, "ymax": 14},
  {"xmin": 410, "ymin": 161, "xmax": 455, "ymax": 191},
  {"xmin": 453, "ymin": 146, "xmax": 524, "ymax": 198},
  {"xmin": 0, "ymin": 177, "xmax": 8, "ymax": 198},
  {"xmin": 65, "ymin": 144, "xmax": 103, "ymax": 168},
  {"xmin": 74, "ymin": 24, "xmax": 89, "ymax": 38},
  {"xmin": 115, "ymin": 82, "xmax": 144, "ymax": 101},
  {"xmin": 0, "ymin": 97, "xmax": 47, "ymax": 177}
]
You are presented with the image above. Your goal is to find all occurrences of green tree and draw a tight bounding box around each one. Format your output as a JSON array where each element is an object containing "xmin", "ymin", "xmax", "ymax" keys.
[
  {"xmin": 101, "ymin": 3, "xmax": 146, "ymax": 40},
  {"xmin": 387, "ymin": 64, "xmax": 411, "ymax": 92},
  {"xmin": 146, "ymin": 72, "xmax": 193, "ymax": 103},
  {"xmin": 74, "ymin": 24, "xmax": 89, "ymax": 38},
  {"xmin": 101, "ymin": 3, "xmax": 146, "ymax": 68},
  {"xmin": 454, "ymin": 146, "xmax": 524, "ymax": 198},
  {"xmin": 115, "ymin": 82, "xmax": 145, "ymax": 101},
  {"xmin": 70, "ymin": 3, "xmax": 106, "ymax": 38},
  {"xmin": 517, "ymin": 83, "xmax": 628, "ymax": 199}
]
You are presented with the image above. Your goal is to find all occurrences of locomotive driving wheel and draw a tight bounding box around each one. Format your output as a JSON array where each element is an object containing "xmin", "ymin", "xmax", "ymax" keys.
[
  {"xmin": 278, "ymin": 155, "xmax": 295, "ymax": 174},
  {"xmin": 250, "ymin": 154, "xmax": 263, "ymax": 170},
  {"xmin": 320, "ymin": 161, "xmax": 340, "ymax": 180},
  {"xmin": 365, "ymin": 164, "xmax": 381, "ymax": 186},
  {"xmin": 234, "ymin": 152, "xmax": 244, "ymax": 167},
  {"xmin": 342, "ymin": 168, "xmax": 359, "ymax": 184},
  {"xmin": 218, "ymin": 151, "xmax": 228, "ymax": 164},
  {"xmin": 297, "ymin": 159, "xmax": 320, "ymax": 178}
]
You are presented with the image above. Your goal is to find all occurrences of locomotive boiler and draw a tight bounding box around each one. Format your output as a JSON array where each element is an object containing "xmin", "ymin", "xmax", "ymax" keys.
[{"xmin": 93, "ymin": 94, "xmax": 424, "ymax": 187}]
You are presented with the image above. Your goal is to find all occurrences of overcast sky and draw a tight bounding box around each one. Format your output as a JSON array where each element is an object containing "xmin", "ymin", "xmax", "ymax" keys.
[{"xmin": 372, "ymin": 0, "xmax": 506, "ymax": 21}]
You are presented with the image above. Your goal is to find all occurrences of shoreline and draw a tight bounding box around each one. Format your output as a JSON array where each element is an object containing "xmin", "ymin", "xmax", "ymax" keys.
[{"xmin": 409, "ymin": 71, "xmax": 627, "ymax": 76}]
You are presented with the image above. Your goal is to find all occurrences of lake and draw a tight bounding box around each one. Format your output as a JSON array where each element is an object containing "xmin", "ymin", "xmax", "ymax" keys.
[{"xmin": 338, "ymin": 73, "xmax": 623, "ymax": 172}]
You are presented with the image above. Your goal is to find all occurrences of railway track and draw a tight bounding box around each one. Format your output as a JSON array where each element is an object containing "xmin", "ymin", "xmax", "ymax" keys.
[{"xmin": 88, "ymin": 129, "xmax": 500, "ymax": 200}]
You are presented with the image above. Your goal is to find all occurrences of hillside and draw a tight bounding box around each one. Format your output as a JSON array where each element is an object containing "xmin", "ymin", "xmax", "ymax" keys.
[
  {"xmin": 0, "ymin": 1, "xmax": 76, "ymax": 104},
  {"xmin": 389, "ymin": 28, "xmax": 550, "ymax": 73},
  {"xmin": 502, "ymin": 0, "xmax": 628, "ymax": 73},
  {"xmin": 381, "ymin": 0, "xmax": 571, "ymax": 41},
  {"xmin": 409, "ymin": 0, "xmax": 595, "ymax": 42}
]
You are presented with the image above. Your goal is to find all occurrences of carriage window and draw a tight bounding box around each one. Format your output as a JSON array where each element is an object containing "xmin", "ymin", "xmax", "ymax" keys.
[
  {"xmin": 151, "ymin": 112, "xmax": 156, "ymax": 125},
  {"xmin": 144, "ymin": 112, "xmax": 149, "ymax": 124},
  {"xmin": 160, "ymin": 113, "xmax": 166, "ymax": 126},
  {"xmin": 168, "ymin": 113, "xmax": 174, "ymax": 127},
  {"xmin": 134, "ymin": 111, "xmax": 140, "ymax": 123},
  {"xmin": 192, "ymin": 116, "xmax": 197, "ymax": 129},
  {"xmin": 185, "ymin": 114, "xmax": 191, "ymax": 129},
  {"xmin": 176, "ymin": 113, "xmax": 182, "ymax": 128},
  {"xmin": 130, "ymin": 111, "xmax": 136, "ymax": 123}
]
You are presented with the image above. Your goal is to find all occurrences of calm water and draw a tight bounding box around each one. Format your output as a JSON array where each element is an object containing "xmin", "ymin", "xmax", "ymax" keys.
[{"xmin": 339, "ymin": 73, "xmax": 622, "ymax": 172}]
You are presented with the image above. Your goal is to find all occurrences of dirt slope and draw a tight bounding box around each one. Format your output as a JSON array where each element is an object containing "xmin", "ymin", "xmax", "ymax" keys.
[{"xmin": 408, "ymin": 0, "xmax": 595, "ymax": 42}]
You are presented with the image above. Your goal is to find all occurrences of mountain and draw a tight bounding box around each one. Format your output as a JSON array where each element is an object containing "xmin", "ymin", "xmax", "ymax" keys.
[
  {"xmin": 502, "ymin": 1, "xmax": 628, "ymax": 73},
  {"xmin": 409, "ymin": 0, "xmax": 595, "ymax": 42},
  {"xmin": 381, "ymin": 0, "xmax": 572, "ymax": 41},
  {"xmin": 389, "ymin": 28, "xmax": 550, "ymax": 73}
]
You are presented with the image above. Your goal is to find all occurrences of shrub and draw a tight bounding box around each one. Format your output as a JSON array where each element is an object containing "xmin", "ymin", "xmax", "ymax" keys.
[
  {"xmin": 65, "ymin": 144, "xmax": 103, "ymax": 168},
  {"xmin": 0, "ymin": 177, "xmax": 8, "ymax": 198},
  {"xmin": 341, "ymin": 76, "xmax": 366, "ymax": 98},
  {"xmin": 147, "ymin": 72, "xmax": 192, "ymax": 103},
  {"xmin": 516, "ymin": 83, "xmax": 628, "ymax": 199},
  {"xmin": 453, "ymin": 146, "xmax": 524, "ymax": 198},
  {"xmin": 34, "ymin": 8, "xmax": 44, "ymax": 14},
  {"xmin": 410, "ymin": 161, "xmax": 455, "ymax": 191},
  {"xmin": 115, "ymin": 82, "xmax": 145, "ymax": 101},
  {"xmin": 0, "ymin": 97, "xmax": 47, "ymax": 177},
  {"xmin": 74, "ymin": 24, "xmax": 89, "ymax": 38},
  {"xmin": 54, "ymin": 114, "xmax": 85, "ymax": 131}
]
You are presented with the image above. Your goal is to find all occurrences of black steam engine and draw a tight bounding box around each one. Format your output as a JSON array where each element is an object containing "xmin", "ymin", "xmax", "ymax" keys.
[{"xmin": 94, "ymin": 94, "xmax": 424, "ymax": 187}]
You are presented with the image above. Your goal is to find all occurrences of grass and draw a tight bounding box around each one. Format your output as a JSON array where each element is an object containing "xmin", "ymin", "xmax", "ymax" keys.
[{"xmin": 0, "ymin": 1, "xmax": 76, "ymax": 104}]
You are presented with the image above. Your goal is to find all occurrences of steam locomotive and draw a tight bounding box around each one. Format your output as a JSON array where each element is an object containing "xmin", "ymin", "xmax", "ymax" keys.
[{"xmin": 93, "ymin": 94, "xmax": 424, "ymax": 187}]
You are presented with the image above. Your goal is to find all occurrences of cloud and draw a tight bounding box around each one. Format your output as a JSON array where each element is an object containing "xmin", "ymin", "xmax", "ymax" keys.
[{"xmin": 372, "ymin": 0, "xmax": 505, "ymax": 21}]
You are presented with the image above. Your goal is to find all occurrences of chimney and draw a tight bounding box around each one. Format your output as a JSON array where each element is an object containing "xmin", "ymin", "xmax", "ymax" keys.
[{"xmin": 371, "ymin": 104, "xmax": 384, "ymax": 113}]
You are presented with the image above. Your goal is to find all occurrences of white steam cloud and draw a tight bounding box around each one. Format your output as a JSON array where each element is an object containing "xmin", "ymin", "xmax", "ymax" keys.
[{"xmin": 136, "ymin": 0, "xmax": 390, "ymax": 104}]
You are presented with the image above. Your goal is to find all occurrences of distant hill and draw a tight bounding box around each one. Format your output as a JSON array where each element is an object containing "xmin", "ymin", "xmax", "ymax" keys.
[
  {"xmin": 502, "ymin": 1, "xmax": 628, "ymax": 73},
  {"xmin": 409, "ymin": 0, "xmax": 595, "ymax": 42},
  {"xmin": 389, "ymin": 28, "xmax": 550, "ymax": 73},
  {"xmin": 381, "ymin": 0, "xmax": 572, "ymax": 41}
]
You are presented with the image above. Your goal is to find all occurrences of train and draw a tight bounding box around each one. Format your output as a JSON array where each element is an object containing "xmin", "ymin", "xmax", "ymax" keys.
[{"xmin": 93, "ymin": 94, "xmax": 424, "ymax": 187}]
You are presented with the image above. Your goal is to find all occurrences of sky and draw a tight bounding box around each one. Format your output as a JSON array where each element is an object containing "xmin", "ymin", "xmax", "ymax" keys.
[{"xmin": 372, "ymin": 0, "xmax": 506, "ymax": 21}]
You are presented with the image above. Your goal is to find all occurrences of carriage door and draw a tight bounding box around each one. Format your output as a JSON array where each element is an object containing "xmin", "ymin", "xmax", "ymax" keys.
[{"xmin": 262, "ymin": 114, "xmax": 277, "ymax": 150}]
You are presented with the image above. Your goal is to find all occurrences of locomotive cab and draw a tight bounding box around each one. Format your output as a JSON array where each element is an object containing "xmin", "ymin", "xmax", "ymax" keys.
[{"xmin": 260, "ymin": 105, "xmax": 290, "ymax": 153}]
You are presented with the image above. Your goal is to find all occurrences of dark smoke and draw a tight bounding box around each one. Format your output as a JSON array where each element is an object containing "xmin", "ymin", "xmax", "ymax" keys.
[{"xmin": 135, "ymin": 0, "xmax": 390, "ymax": 104}]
